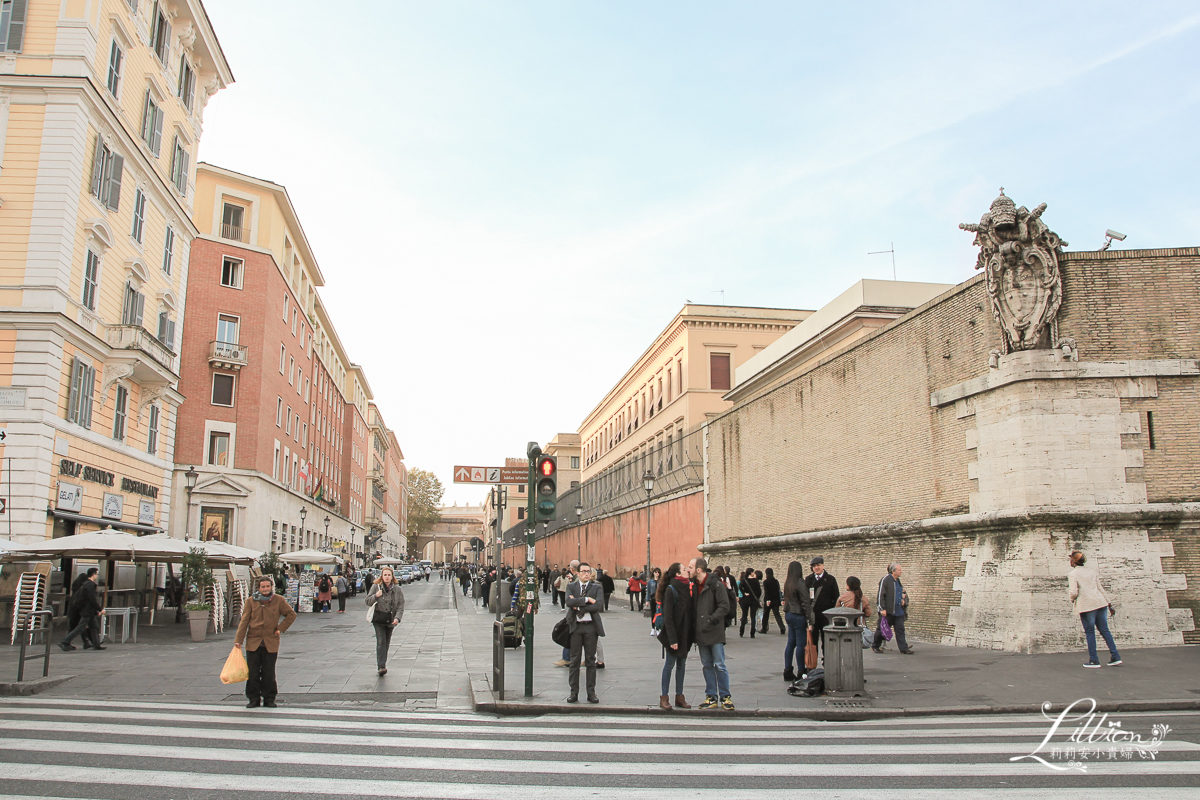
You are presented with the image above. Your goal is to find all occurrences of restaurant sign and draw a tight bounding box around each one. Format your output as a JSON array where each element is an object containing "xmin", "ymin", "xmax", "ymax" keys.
[
  {"xmin": 57, "ymin": 459, "xmax": 160, "ymax": 499},
  {"xmin": 56, "ymin": 481, "xmax": 84, "ymax": 513},
  {"xmin": 102, "ymin": 492, "xmax": 124, "ymax": 520}
]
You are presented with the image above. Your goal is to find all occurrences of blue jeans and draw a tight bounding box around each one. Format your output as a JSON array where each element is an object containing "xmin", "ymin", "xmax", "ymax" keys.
[
  {"xmin": 784, "ymin": 612, "xmax": 807, "ymax": 672},
  {"xmin": 697, "ymin": 643, "xmax": 731, "ymax": 698},
  {"xmin": 661, "ymin": 648, "xmax": 687, "ymax": 696},
  {"xmin": 1080, "ymin": 607, "xmax": 1120, "ymax": 663}
]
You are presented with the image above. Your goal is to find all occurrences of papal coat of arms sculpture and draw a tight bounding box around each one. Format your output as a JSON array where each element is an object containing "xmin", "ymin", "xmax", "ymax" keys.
[{"xmin": 960, "ymin": 190, "xmax": 1070, "ymax": 357}]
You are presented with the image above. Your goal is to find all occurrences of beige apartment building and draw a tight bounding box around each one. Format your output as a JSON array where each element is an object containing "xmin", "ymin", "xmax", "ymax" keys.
[
  {"xmin": 0, "ymin": 0, "xmax": 230, "ymax": 542},
  {"xmin": 580, "ymin": 305, "xmax": 811, "ymax": 482}
]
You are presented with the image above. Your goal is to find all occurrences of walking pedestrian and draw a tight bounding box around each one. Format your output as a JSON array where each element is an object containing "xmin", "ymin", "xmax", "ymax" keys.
[
  {"xmin": 690, "ymin": 557, "xmax": 733, "ymax": 710},
  {"xmin": 65, "ymin": 570, "xmax": 92, "ymax": 648},
  {"xmin": 59, "ymin": 568, "xmax": 105, "ymax": 652},
  {"xmin": 335, "ymin": 573, "xmax": 349, "ymax": 613},
  {"xmin": 548, "ymin": 565, "xmax": 561, "ymax": 605},
  {"xmin": 656, "ymin": 562, "xmax": 693, "ymax": 710},
  {"xmin": 598, "ymin": 566, "xmax": 615, "ymax": 611},
  {"xmin": 782, "ymin": 560, "xmax": 814, "ymax": 681},
  {"xmin": 366, "ymin": 566, "xmax": 406, "ymax": 676},
  {"xmin": 647, "ymin": 567, "xmax": 662, "ymax": 623},
  {"xmin": 627, "ymin": 570, "xmax": 645, "ymax": 612},
  {"xmin": 1069, "ymin": 551, "xmax": 1122, "ymax": 668},
  {"xmin": 737, "ymin": 567, "xmax": 761, "ymax": 638},
  {"xmin": 872, "ymin": 563, "xmax": 914, "ymax": 655},
  {"xmin": 804, "ymin": 557, "xmax": 839, "ymax": 661},
  {"xmin": 234, "ymin": 576, "xmax": 297, "ymax": 708},
  {"xmin": 316, "ymin": 572, "xmax": 332, "ymax": 612},
  {"xmin": 565, "ymin": 563, "xmax": 605, "ymax": 703},
  {"xmin": 553, "ymin": 561, "xmax": 579, "ymax": 667},
  {"xmin": 760, "ymin": 567, "xmax": 785, "ymax": 634},
  {"xmin": 716, "ymin": 566, "xmax": 738, "ymax": 628}
]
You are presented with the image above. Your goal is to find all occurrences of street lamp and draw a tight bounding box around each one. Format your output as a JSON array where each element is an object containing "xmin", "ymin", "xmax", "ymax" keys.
[
  {"xmin": 642, "ymin": 469, "xmax": 655, "ymax": 617},
  {"xmin": 324, "ymin": 516, "xmax": 330, "ymax": 551},
  {"xmin": 574, "ymin": 500, "xmax": 583, "ymax": 562},
  {"xmin": 178, "ymin": 466, "xmax": 199, "ymax": 624},
  {"xmin": 299, "ymin": 506, "xmax": 307, "ymax": 549}
]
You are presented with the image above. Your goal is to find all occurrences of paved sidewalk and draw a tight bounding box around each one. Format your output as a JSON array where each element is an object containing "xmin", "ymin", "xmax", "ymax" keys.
[
  {"xmin": 0, "ymin": 579, "xmax": 470, "ymax": 710},
  {"xmin": 459, "ymin": 588, "xmax": 1200, "ymax": 717}
]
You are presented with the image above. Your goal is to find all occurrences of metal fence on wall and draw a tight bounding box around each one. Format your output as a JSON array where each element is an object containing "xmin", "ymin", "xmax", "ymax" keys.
[{"xmin": 501, "ymin": 426, "xmax": 704, "ymax": 548}]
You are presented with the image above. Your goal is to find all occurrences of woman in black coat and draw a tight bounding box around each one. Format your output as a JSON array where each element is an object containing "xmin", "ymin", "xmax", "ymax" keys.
[
  {"xmin": 760, "ymin": 567, "xmax": 785, "ymax": 634},
  {"xmin": 656, "ymin": 562, "xmax": 693, "ymax": 710},
  {"xmin": 737, "ymin": 568, "xmax": 761, "ymax": 638}
]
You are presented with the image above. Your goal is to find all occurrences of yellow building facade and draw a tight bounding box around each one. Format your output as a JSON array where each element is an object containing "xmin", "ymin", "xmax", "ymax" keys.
[{"xmin": 0, "ymin": 0, "xmax": 230, "ymax": 542}]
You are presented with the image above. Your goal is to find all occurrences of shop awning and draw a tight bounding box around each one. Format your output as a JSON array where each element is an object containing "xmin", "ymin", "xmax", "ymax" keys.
[{"xmin": 47, "ymin": 508, "xmax": 162, "ymax": 535}]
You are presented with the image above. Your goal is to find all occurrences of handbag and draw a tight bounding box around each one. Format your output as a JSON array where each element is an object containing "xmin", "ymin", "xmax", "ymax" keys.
[
  {"xmin": 365, "ymin": 599, "xmax": 377, "ymax": 623},
  {"xmin": 880, "ymin": 614, "xmax": 894, "ymax": 641},
  {"xmin": 551, "ymin": 615, "xmax": 571, "ymax": 648},
  {"xmin": 804, "ymin": 629, "xmax": 818, "ymax": 670},
  {"xmin": 861, "ymin": 622, "xmax": 874, "ymax": 649}
]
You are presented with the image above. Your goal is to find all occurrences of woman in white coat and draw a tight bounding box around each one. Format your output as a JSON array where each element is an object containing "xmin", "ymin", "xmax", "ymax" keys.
[{"xmin": 1068, "ymin": 551, "xmax": 1122, "ymax": 668}]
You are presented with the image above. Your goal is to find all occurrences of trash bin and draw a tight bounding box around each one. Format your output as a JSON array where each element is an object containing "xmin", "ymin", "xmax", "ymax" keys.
[
  {"xmin": 471, "ymin": 577, "xmax": 480, "ymax": 600},
  {"xmin": 821, "ymin": 607, "xmax": 865, "ymax": 693}
]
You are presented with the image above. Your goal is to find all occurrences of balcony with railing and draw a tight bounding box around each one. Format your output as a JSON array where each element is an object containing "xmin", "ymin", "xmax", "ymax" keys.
[
  {"xmin": 106, "ymin": 325, "xmax": 178, "ymax": 378},
  {"xmin": 209, "ymin": 340, "xmax": 248, "ymax": 370},
  {"xmin": 369, "ymin": 467, "xmax": 386, "ymax": 486},
  {"xmin": 220, "ymin": 222, "xmax": 248, "ymax": 243},
  {"xmin": 365, "ymin": 514, "xmax": 386, "ymax": 532}
]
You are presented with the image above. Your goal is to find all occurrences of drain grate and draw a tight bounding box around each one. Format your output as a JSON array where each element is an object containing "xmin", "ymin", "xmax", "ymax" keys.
[{"xmin": 825, "ymin": 699, "xmax": 873, "ymax": 708}]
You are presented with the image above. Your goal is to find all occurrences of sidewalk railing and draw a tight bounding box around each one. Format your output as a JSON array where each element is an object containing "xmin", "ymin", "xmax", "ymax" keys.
[{"xmin": 16, "ymin": 610, "xmax": 53, "ymax": 682}]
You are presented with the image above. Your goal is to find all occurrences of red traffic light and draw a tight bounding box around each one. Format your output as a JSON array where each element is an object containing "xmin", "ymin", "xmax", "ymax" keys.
[{"xmin": 539, "ymin": 457, "xmax": 556, "ymax": 477}]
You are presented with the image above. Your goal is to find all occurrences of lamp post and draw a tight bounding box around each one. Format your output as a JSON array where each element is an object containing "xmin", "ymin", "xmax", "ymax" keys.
[
  {"xmin": 299, "ymin": 506, "xmax": 307, "ymax": 550},
  {"xmin": 574, "ymin": 500, "xmax": 583, "ymax": 562},
  {"xmin": 642, "ymin": 469, "xmax": 655, "ymax": 618},
  {"xmin": 324, "ymin": 516, "xmax": 330, "ymax": 552},
  {"xmin": 178, "ymin": 466, "xmax": 199, "ymax": 624}
]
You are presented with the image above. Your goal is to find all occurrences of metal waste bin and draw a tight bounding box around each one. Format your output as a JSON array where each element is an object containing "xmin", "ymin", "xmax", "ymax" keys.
[
  {"xmin": 471, "ymin": 577, "xmax": 481, "ymax": 600},
  {"xmin": 821, "ymin": 607, "xmax": 865, "ymax": 693}
]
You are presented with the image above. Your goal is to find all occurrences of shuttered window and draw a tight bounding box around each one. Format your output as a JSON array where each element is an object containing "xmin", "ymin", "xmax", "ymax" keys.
[
  {"xmin": 709, "ymin": 353, "xmax": 731, "ymax": 391},
  {"xmin": 147, "ymin": 404, "xmax": 160, "ymax": 455},
  {"xmin": 121, "ymin": 282, "xmax": 145, "ymax": 326},
  {"xmin": 170, "ymin": 136, "xmax": 189, "ymax": 196},
  {"xmin": 141, "ymin": 91, "xmax": 164, "ymax": 155},
  {"xmin": 150, "ymin": 2, "xmax": 171, "ymax": 63},
  {"xmin": 112, "ymin": 385, "xmax": 128, "ymax": 441},
  {"xmin": 81, "ymin": 251, "xmax": 100, "ymax": 311},
  {"xmin": 131, "ymin": 189, "xmax": 146, "ymax": 243},
  {"xmin": 177, "ymin": 55, "xmax": 196, "ymax": 111},
  {"xmin": 211, "ymin": 373, "xmax": 235, "ymax": 407},
  {"xmin": 106, "ymin": 41, "xmax": 123, "ymax": 97},
  {"xmin": 1, "ymin": 0, "xmax": 28, "ymax": 53},
  {"xmin": 157, "ymin": 311, "xmax": 176, "ymax": 351},
  {"xmin": 161, "ymin": 226, "xmax": 174, "ymax": 275},
  {"xmin": 67, "ymin": 358, "xmax": 95, "ymax": 429},
  {"xmin": 88, "ymin": 137, "xmax": 123, "ymax": 211}
]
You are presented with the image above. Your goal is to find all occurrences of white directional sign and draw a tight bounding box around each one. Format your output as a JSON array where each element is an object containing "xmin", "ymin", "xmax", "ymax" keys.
[{"xmin": 453, "ymin": 465, "xmax": 529, "ymax": 485}]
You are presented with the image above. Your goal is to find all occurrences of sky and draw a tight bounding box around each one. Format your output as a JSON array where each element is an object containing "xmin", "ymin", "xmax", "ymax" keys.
[{"xmin": 196, "ymin": 1, "xmax": 1200, "ymax": 506}]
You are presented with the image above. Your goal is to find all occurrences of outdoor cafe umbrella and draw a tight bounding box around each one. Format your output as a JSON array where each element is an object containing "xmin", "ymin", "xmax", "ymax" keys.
[
  {"xmin": 374, "ymin": 557, "xmax": 407, "ymax": 566},
  {"xmin": 139, "ymin": 533, "xmax": 257, "ymax": 566},
  {"xmin": 277, "ymin": 548, "xmax": 342, "ymax": 565}
]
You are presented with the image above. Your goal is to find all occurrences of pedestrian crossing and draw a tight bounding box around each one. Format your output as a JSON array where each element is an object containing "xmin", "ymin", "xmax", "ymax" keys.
[{"xmin": 0, "ymin": 698, "xmax": 1196, "ymax": 798}]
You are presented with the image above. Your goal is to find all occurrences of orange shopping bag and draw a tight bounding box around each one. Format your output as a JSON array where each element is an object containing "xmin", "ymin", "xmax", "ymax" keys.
[
  {"xmin": 220, "ymin": 646, "xmax": 249, "ymax": 684},
  {"xmin": 804, "ymin": 629, "xmax": 818, "ymax": 670}
]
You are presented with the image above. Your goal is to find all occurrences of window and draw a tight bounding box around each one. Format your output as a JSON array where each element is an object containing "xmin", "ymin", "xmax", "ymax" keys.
[
  {"xmin": 147, "ymin": 404, "xmax": 160, "ymax": 455},
  {"xmin": 677, "ymin": 359, "xmax": 683, "ymax": 394},
  {"xmin": 291, "ymin": 307, "xmax": 297, "ymax": 336},
  {"xmin": 130, "ymin": 189, "xmax": 146, "ymax": 243},
  {"xmin": 88, "ymin": 137, "xmax": 123, "ymax": 211},
  {"xmin": 279, "ymin": 345, "xmax": 286, "ymax": 373},
  {"xmin": 169, "ymin": 136, "xmax": 189, "ymax": 195},
  {"xmin": 106, "ymin": 41, "xmax": 123, "ymax": 98},
  {"xmin": 517, "ymin": 507, "xmax": 525, "ymax": 520},
  {"xmin": 140, "ymin": 91, "xmax": 163, "ymax": 155},
  {"xmin": 571, "ymin": 456, "xmax": 580, "ymax": 469},
  {"xmin": 276, "ymin": 397, "xmax": 283, "ymax": 427},
  {"xmin": 286, "ymin": 408, "xmax": 292, "ymax": 435},
  {"xmin": 112, "ymin": 385, "xmax": 128, "ymax": 441},
  {"xmin": 271, "ymin": 520, "xmax": 277, "ymax": 551},
  {"xmin": 289, "ymin": 357, "xmax": 295, "ymax": 385},
  {"xmin": 0, "ymin": 0, "xmax": 28, "ymax": 53},
  {"xmin": 221, "ymin": 203, "xmax": 246, "ymax": 242},
  {"xmin": 216, "ymin": 314, "xmax": 238, "ymax": 344},
  {"xmin": 156, "ymin": 311, "xmax": 175, "ymax": 350},
  {"xmin": 121, "ymin": 282, "xmax": 144, "ymax": 326},
  {"xmin": 709, "ymin": 353, "xmax": 731, "ymax": 391},
  {"xmin": 66, "ymin": 358, "xmax": 95, "ymax": 428},
  {"xmin": 211, "ymin": 373, "xmax": 235, "ymax": 407},
  {"xmin": 150, "ymin": 2, "xmax": 171, "ymax": 63},
  {"xmin": 273, "ymin": 443, "xmax": 280, "ymax": 480},
  {"xmin": 81, "ymin": 251, "xmax": 100, "ymax": 311},
  {"xmin": 208, "ymin": 432, "xmax": 230, "ymax": 466},
  {"xmin": 667, "ymin": 369, "xmax": 672, "ymax": 402},
  {"xmin": 126, "ymin": 0, "xmax": 138, "ymax": 13},
  {"xmin": 220, "ymin": 257, "xmax": 242, "ymax": 288},
  {"xmin": 161, "ymin": 226, "xmax": 174, "ymax": 275},
  {"xmin": 177, "ymin": 54, "xmax": 195, "ymax": 111},
  {"xmin": 282, "ymin": 294, "xmax": 289, "ymax": 322}
]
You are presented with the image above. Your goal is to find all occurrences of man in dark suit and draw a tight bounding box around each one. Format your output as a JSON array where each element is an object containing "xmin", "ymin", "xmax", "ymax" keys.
[
  {"xmin": 804, "ymin": 556, "xmax": 840, "ymax": 661},
  {"xmin": 564, "ymin": 562, "xmax": 605, "ymax": 704}
]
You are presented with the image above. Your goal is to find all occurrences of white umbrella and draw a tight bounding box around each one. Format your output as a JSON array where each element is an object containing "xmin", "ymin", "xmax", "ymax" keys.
[
  {"xmin": 1, "ymin": 530, "xmax": 238, "ymax": 565},
  {"xmin": 374, "ymin": 557, "xmax": 407, "ymax": 566},
  {"xmin": 140, "ymin": 534, "xmax": 257, "ymax": 565},
  {"xmin": 277, "ymin": 548, "xmax": 343, "ymax": 565},
  {"xmin": 0, "ymin": 537, "xmax": 21, "ymax": 552}
]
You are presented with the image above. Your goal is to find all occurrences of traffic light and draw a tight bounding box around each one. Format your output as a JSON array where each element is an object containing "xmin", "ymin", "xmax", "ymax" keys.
[{"xmin": 535, "ymin": 454, "xmax": 557, "ymax": 521}]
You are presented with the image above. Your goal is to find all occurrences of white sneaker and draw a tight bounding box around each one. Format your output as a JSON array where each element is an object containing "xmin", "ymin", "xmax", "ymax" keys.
[
  {"xmin": 1109, "ymin": 658, "xmax": 1123, "ymax": 666},
  {"xmin": 1083, "ymin": 661, "xmax": 1102, "ymax": 668}
]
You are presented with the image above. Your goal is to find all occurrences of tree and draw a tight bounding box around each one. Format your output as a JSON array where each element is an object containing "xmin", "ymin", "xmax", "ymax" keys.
[{"xmin": 406, "ymin": 468, "xmax": 444, "ymax": 555}]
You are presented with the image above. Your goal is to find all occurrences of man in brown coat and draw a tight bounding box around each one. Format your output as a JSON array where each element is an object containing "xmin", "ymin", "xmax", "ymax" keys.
[{"xmin": 235, "ymin": 575, "xmax": 297, "ymax": 708}]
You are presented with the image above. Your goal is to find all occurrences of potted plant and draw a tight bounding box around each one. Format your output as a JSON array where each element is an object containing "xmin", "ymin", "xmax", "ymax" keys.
[{"xmin": 181, "ymin": 547, "xmax": 214, "ymax": 641}]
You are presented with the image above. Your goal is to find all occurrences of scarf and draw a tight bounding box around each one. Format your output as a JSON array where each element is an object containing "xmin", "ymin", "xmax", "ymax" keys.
[{"xmin": 253, "ymin": 591, "xmax": 274, "ymax": 603}]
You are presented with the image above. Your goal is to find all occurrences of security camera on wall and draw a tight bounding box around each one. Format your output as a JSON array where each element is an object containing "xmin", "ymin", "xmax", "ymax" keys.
[{"xmin": 1100, "ymin": 229, "xmax": 1127, "ymax": 251}]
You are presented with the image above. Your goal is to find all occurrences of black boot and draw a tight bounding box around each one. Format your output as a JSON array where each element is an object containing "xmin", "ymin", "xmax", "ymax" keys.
[
  {"xmin": 784, "ymin": 667, "xmax": 796, "ymax": 682},
  {"xmin": 739, "ymin": 624, "xmax": 745, "ymax": 638}
]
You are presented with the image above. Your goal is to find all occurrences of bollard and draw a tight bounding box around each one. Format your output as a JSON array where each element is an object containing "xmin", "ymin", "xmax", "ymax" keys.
[{"xmin": 821, "ymin": 607, "xmax": 865, "ymax": 694}]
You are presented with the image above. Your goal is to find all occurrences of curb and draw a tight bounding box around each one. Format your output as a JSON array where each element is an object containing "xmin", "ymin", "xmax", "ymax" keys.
[
  {"xmin": 0, "ymin": 675, "xmax": 75, "ymax": 697},
  {"xmin": 471, "ymin": 695, "xmax": 1200, "ymax": 720}
]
